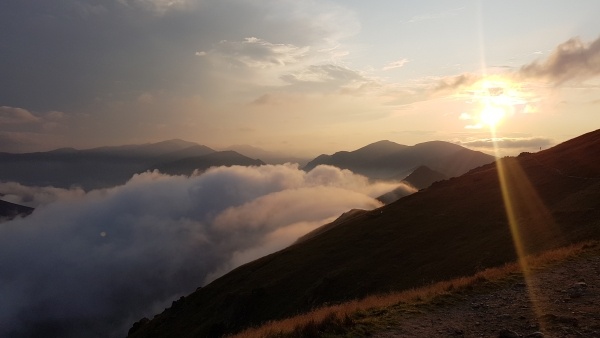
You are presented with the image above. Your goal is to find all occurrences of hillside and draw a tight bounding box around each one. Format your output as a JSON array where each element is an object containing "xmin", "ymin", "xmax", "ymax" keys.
[
  {"xmin": 377, "ymin": 166, "xmax": 447, "ymax": 204},
  {"xmin": 303, "ymin": 140, "xmax": 494, "ymax": 179},
  {"xmin": 128, "ymin": 129, "xmax": 600, "ymax": 338},
  {"xmin": 0, "ymin": 199, "xmax": 33, "ymax": 221},
  {"xmin": 233, "ymin": 241, "xmax": 600, "ymax": 338},
  {"xmin": 366, "ymin": 244, "xmax": 600, "ymax": 338}
]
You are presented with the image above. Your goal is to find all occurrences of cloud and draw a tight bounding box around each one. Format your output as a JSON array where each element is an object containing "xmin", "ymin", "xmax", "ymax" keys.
[
  {"xmin": 0, "ymin": 164, "xmax": 403, "ymax": 337},
  {"xmin": 520, "ymin": 36, "xmax": 600, "ymax": 84},
  {"xmin": 433, "ymin": 73, "xmax": 481, "ymax": 93},
  {"xmin": 457, "ymin": 137, "xmax": 553, "ymax": 149},
  {"xmin": 0, "ymin": 106, "xmax": 68, "ymax": 152},
  {"xmin": 116, "ymin": 0, "xmax": 193, "ymax": 14},
  {"xmin": 0, "ymin": 1, "xmax": 357, "ymax": 111},
  {"xmin": 0, "ymin": 106, "xmax": 40, "ymax": 125},
  {"xmin": 279, "ymin": 64, "xmax": 381, "ymax": 95},
  {"xmin": 0, "ymin": 182, "xmax": 85, "ymax": 207},
  {"xmin": 201, "ymin": 37, "xmax": 310, "ymax": 69},
  {"xmin": 382, "ymin": 59, "xmax": 409, "ymax": 71}
]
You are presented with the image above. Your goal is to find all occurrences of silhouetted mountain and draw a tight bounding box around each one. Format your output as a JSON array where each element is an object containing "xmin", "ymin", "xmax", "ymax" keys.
[
  {"xmin": 377, "ymin": 165, "xmax": 448, "ymax": 204},
  {"xmin": 403, "ymin": 165, "xmax": 448, "ymax": 189},
  {"xmin": 87, "ymin": 139, "xmax": 203, "ymax": 157},
  {"xmin": 223, "ymin": 144, "xmax": 310, "ymax": 166},
  {"xmin": 155, "ymin": 144, "xmax": 216, "ymax": 163},
  {"xmin": 303, "ymin": 140, "xmax": 494, "ymax": 179},
  {"xmin": 0, "ymin": 199, "xmax": 33, "ymax": 221},
  {"xmin": 0, "ymin": 140, "xmax": 215, "ymax": 189},
  {"xmin": 129, "ymin": 129, "xmax": 600, "ymax": 338},
  {"xmin": 149, "ymin": 151, "xmax": 265, "ymax": 176}
]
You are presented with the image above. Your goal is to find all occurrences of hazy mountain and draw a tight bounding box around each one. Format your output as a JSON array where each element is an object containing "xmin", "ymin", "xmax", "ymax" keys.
[
  {"xmin": 303, "ymin": 140, "xmax": 494, "ymax": 179},
  {"xmin": 86, "ymin": 139, "xmax": 203, "ymax": 157},
  {"xmin": 377, "ymin": 165, "xmax": 448, "ymax": 204},
  {"xmin": 149, "ymin": 151, "xmax": 265, "ymax": 176},
  {"xmin": 0, "ymin": 140, "xmax": 215, "ymax": 189},
  {"xmin": 128, "ymin": 129, "xmax": 600, "ymax": 338},
  {"xmin": 223, "ymin": 144, "xmax": 310, "ymax": 166},
  {"xmin": 0, "ymin": 199, "xmax": 34, "ymax": 221}
]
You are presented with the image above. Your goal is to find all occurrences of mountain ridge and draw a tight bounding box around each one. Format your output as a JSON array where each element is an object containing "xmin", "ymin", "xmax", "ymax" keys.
[{"xmin": 303, "ymin": 140, "xmax": 494, "ymax": 179}]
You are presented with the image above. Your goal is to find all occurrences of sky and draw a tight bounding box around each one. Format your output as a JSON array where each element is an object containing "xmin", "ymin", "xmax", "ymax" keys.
[{"xmin": 1, "ymin": 0, "xmax": 599, "ymax": 156}]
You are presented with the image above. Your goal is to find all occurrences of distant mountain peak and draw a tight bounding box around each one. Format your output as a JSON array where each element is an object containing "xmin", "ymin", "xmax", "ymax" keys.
[
  {"xmin": 403, "ymin": 165, "xmax": 448, "ymax": 190},
  {"xmin": 152, "ymin": 139, "xmax": 199, "ymax": 148}
]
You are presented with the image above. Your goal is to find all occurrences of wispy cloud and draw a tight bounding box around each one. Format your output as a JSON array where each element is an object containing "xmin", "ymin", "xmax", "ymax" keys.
[
  {"xmin": 0, "ymin": 106, "xmax": 68, "ymax": 152},
  {"xmin": 432, "ymin": 73, "xmax": 481, "ymax": 93},
  {"xmin": 0, "ymin": 106, "xmax": 40, "ymax": 125},
  {"xmin": 457, "ymin": 137, "xmax": 553, "ymax": 149},
  {"xmin": 382, "ymin": 58, "xmax": 409, "ymax": 71},
  {"xmin": 198, "ymin": 37, "xmax": 310, "ymax": 69}
]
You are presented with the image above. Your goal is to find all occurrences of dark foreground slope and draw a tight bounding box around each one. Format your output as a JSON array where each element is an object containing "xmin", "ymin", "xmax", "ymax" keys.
[
  {"xmin": 129, "ymin": 129, "xmax": 600, "ymax": 338},
  {"xmin": 0, "ymin": 199, "xmax": 33, "ymax": 221}
]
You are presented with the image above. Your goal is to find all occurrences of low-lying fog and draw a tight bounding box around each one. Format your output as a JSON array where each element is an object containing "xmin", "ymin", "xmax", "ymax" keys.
[{"xmin": 0, "ymin": 164, "xmax": 415, "ymax": 338}]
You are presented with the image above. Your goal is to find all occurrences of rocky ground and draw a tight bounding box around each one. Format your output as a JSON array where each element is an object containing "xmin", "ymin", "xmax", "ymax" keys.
[{"xmin": 371, "ymin": 248, "xmax": 600, "ymax": 338}]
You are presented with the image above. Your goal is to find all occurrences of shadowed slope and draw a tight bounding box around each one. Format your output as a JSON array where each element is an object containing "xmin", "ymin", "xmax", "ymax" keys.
[
  {"xmin": 377, "ymin": 165, "xmax": 447, "ymax": 204},
  {"xmin": 402, "ymin": 165, "xmax": 448, "ymax": 190},
  {"xmin": 129, "ymin": 129, "xmax": 600, "ymax": 338},
  {"xmin": 0, "ymin": 199, "xmax": 33, "ymax": 221}
]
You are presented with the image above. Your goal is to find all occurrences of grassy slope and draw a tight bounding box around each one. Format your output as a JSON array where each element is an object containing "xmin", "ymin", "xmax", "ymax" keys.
[
  {"xmin": 233, "ymin": 241, "xmax": 599, "ymax": 338},
  {"xmin": 129, "ymin": 129, "xmax": 600, "ymax": 338}
]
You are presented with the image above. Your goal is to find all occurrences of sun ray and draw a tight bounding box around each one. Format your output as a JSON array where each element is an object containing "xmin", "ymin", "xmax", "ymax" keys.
[{"xmin": 489, "ymin": 125, "xmax": 564, "ymax": 333}]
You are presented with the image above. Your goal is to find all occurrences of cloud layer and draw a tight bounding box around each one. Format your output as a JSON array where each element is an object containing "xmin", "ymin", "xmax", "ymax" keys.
[
  {"xmin": 0, "ymin": 164, "xmax": 405, "ymax": 337},
  {"xmin": 457, "ymin": 137, "xmax": 553, "ymax": 151}
]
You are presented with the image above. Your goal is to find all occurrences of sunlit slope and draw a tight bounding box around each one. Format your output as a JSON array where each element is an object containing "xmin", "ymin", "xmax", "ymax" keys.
[{"xmin": 129, "ymin": 129, "xmax": 600, "ymax": 338}]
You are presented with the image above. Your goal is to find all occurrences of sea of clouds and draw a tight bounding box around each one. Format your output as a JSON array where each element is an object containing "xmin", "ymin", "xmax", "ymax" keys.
[{"xmin": 0, "ymin": 164, "xmax": 414, "ymax": 338}]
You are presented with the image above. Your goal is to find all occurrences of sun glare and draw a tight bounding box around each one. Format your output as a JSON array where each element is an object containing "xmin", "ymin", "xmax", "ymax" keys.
[
  {"xmin": 462, "ymin": 77, "xmax": 530, "ymax": 131},
  {"xmin": 479, "ymin": 103, "xmax": 506, "ymax": 128}
]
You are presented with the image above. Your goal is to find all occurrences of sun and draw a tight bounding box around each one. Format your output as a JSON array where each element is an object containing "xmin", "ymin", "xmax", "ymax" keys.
[
  {"xmin": 479, "ymin": 103, "xmax": 507, "ymax": 128},
  {"xmin": 467, "ymin": 78, "xmax": 527, "ymax": 130}
]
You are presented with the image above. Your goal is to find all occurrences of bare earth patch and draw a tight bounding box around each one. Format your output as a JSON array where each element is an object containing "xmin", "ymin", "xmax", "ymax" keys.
[{"xmin": 372, "ymin": 249, "xmax": 600, "ymax": 338}]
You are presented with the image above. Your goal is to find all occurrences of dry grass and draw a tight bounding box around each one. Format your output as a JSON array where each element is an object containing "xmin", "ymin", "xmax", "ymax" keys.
[{"xmin": 230, "ymin": 241, "xmax": 597, "ymax": 338}]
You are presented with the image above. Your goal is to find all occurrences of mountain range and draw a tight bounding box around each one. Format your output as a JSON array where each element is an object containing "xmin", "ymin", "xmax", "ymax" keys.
[
  {"xmin": 303, "ymin": 140, "xmax": 495, "ymax": 180},
  {"xmin": 0, "ymin": 139, "xmax": 492, "ymax": 192},
  {"xmin": 128, "ymin": 129, "xmax": 600, "ymax": 338},
  {"xmin": 0, "ymin": 140, "xmax": 261, "ymax": 190}
]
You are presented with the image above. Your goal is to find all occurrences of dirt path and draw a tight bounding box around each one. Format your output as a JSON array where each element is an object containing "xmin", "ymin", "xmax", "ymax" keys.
[{"xmin": 372, "ymin": 250, "xmax": 600, "ymax": 338}]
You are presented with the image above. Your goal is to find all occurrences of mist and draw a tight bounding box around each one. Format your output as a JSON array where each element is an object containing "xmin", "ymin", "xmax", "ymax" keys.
[{"xmin": 0, "ymin": 164, "xmax": 411, "ymax": 338}]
